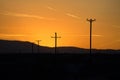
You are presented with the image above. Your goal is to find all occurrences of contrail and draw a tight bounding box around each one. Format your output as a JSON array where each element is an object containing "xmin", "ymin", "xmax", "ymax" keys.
[
  {"xmin": 46, "ymin": 6, "xmax": 56, "ymax": 11},
  {"xmin": 45, "ymin": 5, "xmax": 81, "ymax": 20},
  {"xmin": 66, "ymin": 13, "xmax": 80, "ymax": 19},
  {"xmin": 0, "ymin": 11, "xmax": 55, "ymax": 20}
]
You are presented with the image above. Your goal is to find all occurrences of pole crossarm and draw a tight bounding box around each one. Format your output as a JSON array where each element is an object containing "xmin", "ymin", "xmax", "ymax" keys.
[
  {"xmin": 51, "ymin": 32, "xmax": 61, "ymax": 38},
  {"xmin": 87, "ymin": 19, "xmax": 96, "ymax": 22},
  {"xmin": 36, "ymin": 40, "xmax": 41, "ymax": 45}
]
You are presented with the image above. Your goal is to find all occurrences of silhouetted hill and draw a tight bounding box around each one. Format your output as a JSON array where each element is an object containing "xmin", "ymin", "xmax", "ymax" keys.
[
  {"xmin": 57, "ymin": 47, "xmax": 89, "ymax": 53},
  {"xmin": 0, "ymin": 39, "xmax": 52, "ymax": 53},
  {"xmin": 0, "ymin": 39, "xmax": 120, "ymax": 80},
  {"xmin": 0, "ymin": 39, "xmax": 120, "ymax": 54}
]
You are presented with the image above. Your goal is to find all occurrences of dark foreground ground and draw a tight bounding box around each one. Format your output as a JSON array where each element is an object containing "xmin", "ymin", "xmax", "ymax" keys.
[{"xmin": 0, "ymin": 53, "xmax": 120, "ymax": 80}]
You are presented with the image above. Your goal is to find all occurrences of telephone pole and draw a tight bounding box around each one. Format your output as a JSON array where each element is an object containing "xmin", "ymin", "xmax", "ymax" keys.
[
  {"xmin": 51, "ymin": 32, "xmax": 61, "ymax": 54},
  {"xmin": 36, "ymin": 40, "xmax": 41, "ymax": 53},
  {"xmin": 87, "ymin": 18, "xmax": 96, "ymax": 56},
  {"xmin": 31, "ymin": 42, "xmax": 34, "ymax": 54}
]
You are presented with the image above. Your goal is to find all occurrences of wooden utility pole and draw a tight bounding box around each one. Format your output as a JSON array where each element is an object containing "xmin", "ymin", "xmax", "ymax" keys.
[
  {"xmin": 31, "ymin": 42, "xmax": 34, "ymax": 54},
  {"xmin": 87, "ymin": 18, "xmax": 96, "ymax": 56},
  {"xmin": 51, "ymin": 32, "xmax": 61, "ymax": 54},
  {"xmin": 36, "ymin": 40, "xmax": 41, "ymax": 53}
]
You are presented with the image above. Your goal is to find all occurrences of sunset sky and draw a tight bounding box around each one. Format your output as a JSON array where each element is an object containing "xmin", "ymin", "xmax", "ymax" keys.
[{"xmin": 0, "ymin": 0, "xmax": 120, "ymax": 49}]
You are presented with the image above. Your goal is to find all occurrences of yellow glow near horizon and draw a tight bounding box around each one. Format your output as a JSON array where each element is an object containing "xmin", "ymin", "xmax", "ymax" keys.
[{"xmin": 0, "ymin": 0, "xmax": 120, "ymax": 49}]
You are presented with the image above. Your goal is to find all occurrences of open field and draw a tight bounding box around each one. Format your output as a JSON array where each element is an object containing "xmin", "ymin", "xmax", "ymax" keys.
[{"xmin": 0, "ymin": 53, "xmax": 120, "ymax": 80}]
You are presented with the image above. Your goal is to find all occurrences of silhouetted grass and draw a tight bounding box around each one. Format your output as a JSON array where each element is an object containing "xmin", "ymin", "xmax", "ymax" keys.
[{"xmin": 0, "ymin": 53, "xmax": 120, "ymax": 80}]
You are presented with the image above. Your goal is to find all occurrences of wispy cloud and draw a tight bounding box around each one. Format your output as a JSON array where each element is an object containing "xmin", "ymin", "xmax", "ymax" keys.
[
  {"xmin": 66, "ymin": 13, "xmax": 80, "ymax": 19},
  {"xmin": 0, "ymin": 34, "xmax": 26, "ymax": 37},
  {"xmin": 79, "ymin": 35, "xmax": 103, "ymax": 37},
  {"xmin": 99, "ymin": 39, "xmax": 120, "ymax": 47},
  {"xmin": 112, "ymin": 25, "xmax": 120, "ymax": 29},
  {"xmin": 46, "ymin": 5, "xmax": 81, "ymax": 20},
  {"xmin": 0, "ymin": 11, "xmax": 55, "ymax": 20},
  {"xmin": 64, "ymin": 34, "xmax": 103, "ymax": 37},
  {"xmin": 46, "ymin": 6, "xmax": 56, "ymax": 11}
]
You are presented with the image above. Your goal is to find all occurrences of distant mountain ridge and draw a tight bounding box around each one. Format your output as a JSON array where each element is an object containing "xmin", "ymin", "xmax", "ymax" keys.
[{"xmin": 0, "ymin": 39, "xmax": 120, "ymax": 54}]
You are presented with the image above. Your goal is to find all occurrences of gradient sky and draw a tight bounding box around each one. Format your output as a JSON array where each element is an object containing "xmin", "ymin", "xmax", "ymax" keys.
[{"xmin": 0, "ymin": 0, "xmax": 120, "ymax": 49}]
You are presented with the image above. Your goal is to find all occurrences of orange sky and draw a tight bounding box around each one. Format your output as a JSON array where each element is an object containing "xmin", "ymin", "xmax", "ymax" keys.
[{"xmin": 0, "ymin": 0, "xmax": 120, "ymax": 49}]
